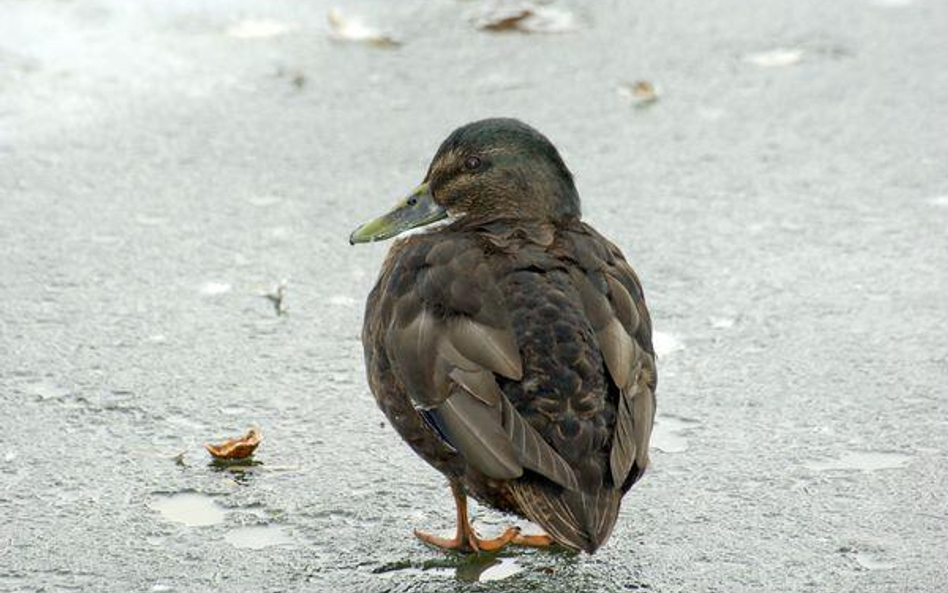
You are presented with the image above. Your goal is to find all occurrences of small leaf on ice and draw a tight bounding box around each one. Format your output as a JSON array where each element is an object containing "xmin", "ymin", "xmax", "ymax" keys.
[
  {"xmin": 205, "ymin": 428, "xmax": 262, "ymax": 460},
  {"xmin": 472, "ymin": 1, "xmax": 577, "ymax": 34}
]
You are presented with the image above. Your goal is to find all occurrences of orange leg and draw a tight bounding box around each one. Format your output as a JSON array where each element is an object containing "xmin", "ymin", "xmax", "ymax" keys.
[
  {"xmin": 414, "ymin": 481, "xmax": 520, "ymax": 553},
  {"xmin": 414, "ymin": 481, "xmax": 556, "ymax": 552}
]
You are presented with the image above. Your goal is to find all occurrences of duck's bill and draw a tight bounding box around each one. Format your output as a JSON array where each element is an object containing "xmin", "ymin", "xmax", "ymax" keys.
[{"xmin": 349, "ymin": 183, "xmax": 448, "ymax": 244}]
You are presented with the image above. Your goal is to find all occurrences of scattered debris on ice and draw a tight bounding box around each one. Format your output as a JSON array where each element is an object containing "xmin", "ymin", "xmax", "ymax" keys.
[
  {"xmin": 226, "ymin": 19, "xmax": 293, "ymax": 40},
  {"xmin": 618, "ymin": 80, "xmax": 660, "ymax": 107},
  {"xmin": 327, "ymin": 9, "xmax": 400, "ymax": 47},
  {"xmin": 743, "ymin": 48, "xmax": 804, "ymax": 67},
  {"xmin": 261, "ymin": 279, "xmax": 288, "ymax": 316},
  {"xmin": 471, "ymin": 1, "xmax": 577, "ymax": 34}
]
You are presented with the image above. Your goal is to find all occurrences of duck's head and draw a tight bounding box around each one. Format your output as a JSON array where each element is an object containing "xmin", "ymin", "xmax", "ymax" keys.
[{"xmin": 350, "ymin": 118, "xmax": 580, "ymax": 244}]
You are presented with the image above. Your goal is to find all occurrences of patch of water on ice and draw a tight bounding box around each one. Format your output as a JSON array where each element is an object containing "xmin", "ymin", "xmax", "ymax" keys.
[
  {"xmin": 224, "ymin": 525, "xmax": 295, "ymax": 549},
  {"xmin": 651, "ymin": 414, "xmax": 700, "ymax": 453},
  {"xmin": 150, "ymin": 492, "xmax": 226, "ymax": 527},
  {"xmin": 805, "ymin": 451, "xmax": 910, "ymax": 472},
  {"xmin": 854, "ymin": 552, "xmax": 896, "ymax": 570}
]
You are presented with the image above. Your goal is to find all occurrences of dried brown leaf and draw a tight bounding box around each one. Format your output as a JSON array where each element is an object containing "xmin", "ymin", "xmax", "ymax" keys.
[{"xmin": 205, "ymin": 428, "xmax": 262, "ymax": 460}]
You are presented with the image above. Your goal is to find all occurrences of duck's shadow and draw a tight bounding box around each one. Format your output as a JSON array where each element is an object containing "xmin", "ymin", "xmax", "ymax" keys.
[{"xmin": 373, "ymin": 546, "xmax": 578, "ymax": 583}]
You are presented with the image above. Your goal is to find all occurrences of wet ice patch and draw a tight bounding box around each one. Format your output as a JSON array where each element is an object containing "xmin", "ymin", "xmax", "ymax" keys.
[
  {"xmin": 224, "ymin": 525, "xmax": 295, "ymax": 549},
  {"xmin": 151, "ymin": 492, "xmax": 226, "ymax": 527},
  {"xmin": 651, "ymin": 414, "xmax": 700, "ymax": 453},
  {"xmin": 652, "ymin": 331, "xmax": 684, "ymax": 357},
  {"xmin": 25, "ymin": 380, "xmax": 71, "ymax": 401},
  {"xmin": 806, "ymin": 451, "xmax": 910, "ymax": 472},
  {"xmin": 199, "ymin": 282, "xmax": 232, "ymax": 296},
  {"xmin": 226, "ymin": 20, "xmax": 293, "ymax": 40},
  {"xmin": 743, "ymin": 48, "xmax": 804, "ymax": 67},
  {"xmin": 839, "ymin": 545, "xmax": 897, "ymax": 570},
  {"xmin": 327, "ymin": 9, "xmax": 399, "ymax": 47},
  {"xmin": 854, "ymin": 552, "xmax": 896, "ymax": 570}
]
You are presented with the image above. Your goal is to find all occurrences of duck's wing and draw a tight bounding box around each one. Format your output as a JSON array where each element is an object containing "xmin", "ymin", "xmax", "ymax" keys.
[
  {"xmin": 376, "ymin": 235, "xmax": 580, "ymax": 491},
  {"xmin": 568, "ymin": 225, "xmax": 657, "ymax": 491}
]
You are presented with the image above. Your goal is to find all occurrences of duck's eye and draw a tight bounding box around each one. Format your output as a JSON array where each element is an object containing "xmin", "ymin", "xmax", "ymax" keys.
[
  {"xmin": 463, "ymin": 156, "xmax": 482, "ymax": 171},
  {"xmin": 407, "ymin": 196, "xmax": 418, "ymax": 206}
]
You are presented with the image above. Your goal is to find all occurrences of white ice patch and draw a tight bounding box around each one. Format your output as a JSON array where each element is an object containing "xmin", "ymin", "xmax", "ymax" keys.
[
  {"xmin": 926, "ymin": 195, "xmax": 948, "ymax": 207},
  {"xmin": 135, "ymin": 214, "xmax": 167, "ymax": 226},
  {"xmin": 709, "ymin": 316, "xmax": 735, "ymax": 329},
  {"xmin": 328, "ymin": 295, "xmax": 356, "ymax": 307},
  {"xmin": 854, "ymin": 552, "xmax": 896, "ymax": 570},
  {"xmin": 652, "ymin": 331, "xmax": 684, "ymax": 357},
  {"xmin": 200, "ymin": 282, "xmax": 232, "ymax": 295},
  {"xmin": 327, "ymin": 9, "xmax": 399, "ymax": 47},
  {"xmin": 226, "ymin": 20, "xmax": 293, "ymax": 40},
  {"xmin": 743, "ymin": 48, "xmax": 804, "ymax": 67},
  {"xmin": 650, "ymin": 414, "xmax": 700, "ymax": 453},
  {"xmin": 247, "ymin": 195, "xmax": 283, "ymax": 207}
]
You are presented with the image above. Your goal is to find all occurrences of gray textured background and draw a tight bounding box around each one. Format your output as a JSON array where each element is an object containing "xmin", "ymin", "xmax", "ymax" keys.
[{"xmin": 2, "ymin": 0, "xmax": 947, "ymax": 591}]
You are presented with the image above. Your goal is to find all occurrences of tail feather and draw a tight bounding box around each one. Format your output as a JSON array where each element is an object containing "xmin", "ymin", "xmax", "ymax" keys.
[{"xmin": 509, "ymin": 481, "xmax": 621, "ymax": 553}]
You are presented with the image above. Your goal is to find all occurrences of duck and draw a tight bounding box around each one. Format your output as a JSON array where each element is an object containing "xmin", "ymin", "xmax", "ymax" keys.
[{"xmin": 349, "ymin": 118, "xmax": 656, "ymax": 554}]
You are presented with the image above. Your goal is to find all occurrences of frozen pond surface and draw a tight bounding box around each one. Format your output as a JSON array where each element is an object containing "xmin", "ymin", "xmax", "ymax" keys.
[{"xmin": 2, "ymin": 0, "xmax": 947, "ymax": 591}]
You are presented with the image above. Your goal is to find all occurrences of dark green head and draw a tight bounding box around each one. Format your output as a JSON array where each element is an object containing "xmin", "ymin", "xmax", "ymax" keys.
[{"xmin": 350, "ymin": 118, "xmax": 580, "ymax": 244}]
